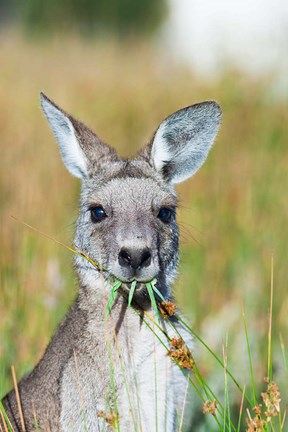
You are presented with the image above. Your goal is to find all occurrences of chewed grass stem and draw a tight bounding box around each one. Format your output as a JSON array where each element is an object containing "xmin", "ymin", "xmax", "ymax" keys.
[
  {"xmin": 146, "ymin": 281, "xmax": 160, "ymax": 320},
  {"xmin": 128, "ymin": 280, "xmax": 137, "ymax": 307},
  {"xmin": 106, "ymin": 276, "xmax": 163, "ymax": 319},
  {"xmin": 106, "ymin": 280, "xmax": 122, "ymax": 315}
]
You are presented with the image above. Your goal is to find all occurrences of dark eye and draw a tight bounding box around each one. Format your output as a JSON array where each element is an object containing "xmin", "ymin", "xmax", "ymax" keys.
[
  {"xmin": 90, "ymin": 206, "xmax": 107, "ymax": 223},
  {"xmin": 158, "ymin": 207, "xmax": 173, "ymax": 223}
]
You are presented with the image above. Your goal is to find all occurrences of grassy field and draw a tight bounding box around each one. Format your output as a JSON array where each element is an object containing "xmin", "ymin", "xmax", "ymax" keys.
[{"xmin": 0, "ymin": 31, "xmax": 287, "ymax": 429}]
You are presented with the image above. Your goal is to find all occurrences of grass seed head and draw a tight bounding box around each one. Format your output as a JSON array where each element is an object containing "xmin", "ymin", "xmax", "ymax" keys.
[
  {"xmin": 252, "ymin": 405, "xmax": 262, "ymax": 416},
  {"xmin": 159, "ymin": 301, "xmax": 176, "ymax": 318},
  {"xmin": 97, "ymin": 410, "xmax": 118, "ymax": 428},
  {"xmin": 167, "ymin": 337, "xmax": 195, "ymax": 370},
  {"xmin": 245, "ymin": 377, "xmax": 282, "ymax": 431},
  {"xmin": 245, "ymin": 405, "xmax": 264, "ymax": 432},
  {"xmin": 246, "ymin": 414, "xmax": 265, "ymax": 432},
  {"xmin": 261, "ymin": 377, "xmax": 281, "ymax": 421},
  {"xmin": 202, "ymin": 399, "xmax": 217, "ymax": 416}
]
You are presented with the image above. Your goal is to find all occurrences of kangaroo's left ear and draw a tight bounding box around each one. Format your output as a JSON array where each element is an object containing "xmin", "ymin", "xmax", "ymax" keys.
[
  {"xmin": 40, "ymin": 92, "xmax": 118, "ymax": 180},
  {"xmin": 147, "ymin": 101, "xmax": 222, "ymax": 184}
]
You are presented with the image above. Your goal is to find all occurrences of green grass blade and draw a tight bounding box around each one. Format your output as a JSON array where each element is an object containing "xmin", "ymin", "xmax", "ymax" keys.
[
  {"xmin": 174, "ymin": 313, "xmax": 252, "ymax": 407},
  {"xmin": 34, "ymin": 410, "xmax": 39, "ymax": 432},
  {"xmin": 128, "ymin": 280, "xmax": 137, "ymax": 307},
  {"xmin": 242, "ymin": 306, "xmax": 257, "ymax": 406},
  {"xmin": 135, "ymin": 309, "xmax": 225, "ymax": 431},
  {"xmin": 150, "ymin": 280, "xmax": 166, "ymax": 302},
  {"xmin": 268, "ymin": 255, "xmax": 274, "ymax": 380},
  {"xmin": 106, "ymin": 280, "xmax": 122, "ymax": 315},
  {"xmin": 166, "ymin": 316, "xmax": 226, "ymax": 416},
  {"xmin": 153, "ymin": 340, "xmax": 158, "ymax": 432},
  {"xmin": 165, "ymin": 311, "xmax": 239, "ymax": 432},
  {"xmin": 223, "ymin": 336, "xmax": 232, "ymax": 432},
  {"xmin": 112, "ymin": 330, "xmax": 138, "ymax": 432},
  {"xmin": 146, "ymin": 282, "xmax": 159, "ymax": 320},
  {"xmin": 0, "ymin": 401, "xmax": 14, "ymax": 432},
  {"xmin": 280, "ymin": 334, "xmax": 288, "ymax": 383},
  {"xmin": 107, "ymin": 359, "xmax": 120, "ymax": 431}
]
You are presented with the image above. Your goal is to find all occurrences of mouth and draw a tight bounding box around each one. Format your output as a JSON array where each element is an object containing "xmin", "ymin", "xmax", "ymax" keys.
[
  {"xmin": 109, "ymin": 270, "xmax": 158, "ymax": 291},
  {"xmin": 105, "ymin": 274, "xmax": 165, "ymax": 316},
  {"xmin": 120, "ymin": 280, "xmax": 147, "ymax": 294}
]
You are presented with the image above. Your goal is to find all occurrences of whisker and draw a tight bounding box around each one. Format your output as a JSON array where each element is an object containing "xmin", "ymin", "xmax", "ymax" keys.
[{"xmin": 178, "ymin": 223, "xmax": 201, "ymax": 245}]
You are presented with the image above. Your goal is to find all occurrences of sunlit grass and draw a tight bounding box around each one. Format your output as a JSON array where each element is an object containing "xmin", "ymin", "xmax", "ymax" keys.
[{"xmin": 0, "ymin": 30, "xmax": 287, "ymax": 430}]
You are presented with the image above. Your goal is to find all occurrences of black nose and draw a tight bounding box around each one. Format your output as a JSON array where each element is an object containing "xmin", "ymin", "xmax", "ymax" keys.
[{"xmin": 118, "ymin": 247, "xmax": 151, "ymax": 270}]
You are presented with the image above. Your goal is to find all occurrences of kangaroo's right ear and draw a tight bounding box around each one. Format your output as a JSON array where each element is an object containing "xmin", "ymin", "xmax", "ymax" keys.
[
  {"xmin": 40, "ymin": 93, "xmax": 117, "ymax": 179},
  {"xmin": 146, "ymin": 101, "xmax": 222, "ymax": 184}
]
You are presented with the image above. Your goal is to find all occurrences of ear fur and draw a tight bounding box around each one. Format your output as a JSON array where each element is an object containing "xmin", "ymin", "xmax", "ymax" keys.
[
  {"xmin": 40, "ymin": 93, "xmax": 88, "ymax": 179},
  {"xmin": 40, "ymin": 93, "xmax": 118, "ymax": 179},
  {"xmin": 150, "ymin": 101, "xmax": 222, "ymax": 184}
]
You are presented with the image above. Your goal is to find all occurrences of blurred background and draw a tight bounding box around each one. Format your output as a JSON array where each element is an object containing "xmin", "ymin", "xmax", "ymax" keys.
[{"xmin": 0, "ymin": 0, "xmax": 287, "ymax": 430}]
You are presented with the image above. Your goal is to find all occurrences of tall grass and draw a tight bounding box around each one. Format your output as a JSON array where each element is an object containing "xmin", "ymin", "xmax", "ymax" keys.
[
  {"xmin": 1, "ymin": 245, "xmax": 286, "ymax": 430},
  {"xmin": 0, "ymin": 30, "xmax": 287, "ymax": 430}
]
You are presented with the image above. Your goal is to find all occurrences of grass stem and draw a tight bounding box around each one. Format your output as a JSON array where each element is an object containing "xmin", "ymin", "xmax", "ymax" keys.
[
  {"xmin": 268, "ymin": 255, "xmax": 274, "ymax": 380},
  {"xmin": 241, "ymin": 305, "xmax": 257, "ymax": 406},
  {"xmin": 11, "ymin": 366, "xmax": 25, "ymax": 432}
]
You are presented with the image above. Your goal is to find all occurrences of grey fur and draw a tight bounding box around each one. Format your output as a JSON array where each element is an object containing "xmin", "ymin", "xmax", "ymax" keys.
[{"xmin": 1, "ymin": 94, "xmax": 221, "ymax": 432}]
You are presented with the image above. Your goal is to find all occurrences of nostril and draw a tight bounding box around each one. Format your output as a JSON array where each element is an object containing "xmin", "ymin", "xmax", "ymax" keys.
[
  {"xmin": 140, "ymin": 249, "xmax": 151, "ymax": 268},
  {"xmin": 118, "ymin": 249, "xmax": 131, "ymax": 267},
  {"xmin": 118, "ymin": 247, "xmax": 152, "ymax": 270}
]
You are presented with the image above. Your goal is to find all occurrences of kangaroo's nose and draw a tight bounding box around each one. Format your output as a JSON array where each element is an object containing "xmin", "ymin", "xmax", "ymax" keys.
[{"xmin": 118, "ymin": 247, "xmax": 151, "ymax": 270}]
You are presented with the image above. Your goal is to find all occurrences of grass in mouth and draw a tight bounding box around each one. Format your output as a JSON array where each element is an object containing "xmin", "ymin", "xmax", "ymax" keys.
[{"xmin": 106, "ymin": 277, "xmax": 165, "ymax": 319}]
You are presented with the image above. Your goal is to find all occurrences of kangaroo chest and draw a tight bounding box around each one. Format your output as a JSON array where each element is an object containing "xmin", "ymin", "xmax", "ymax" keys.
[{"xmin": 59, "ymin": 307, "xmax": 179, "ymax": 432}]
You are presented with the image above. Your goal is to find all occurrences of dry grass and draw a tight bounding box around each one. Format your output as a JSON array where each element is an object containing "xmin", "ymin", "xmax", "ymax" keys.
[{"xmin": 0, "ymin": 30, "xmax": 287, "ymax": 426}]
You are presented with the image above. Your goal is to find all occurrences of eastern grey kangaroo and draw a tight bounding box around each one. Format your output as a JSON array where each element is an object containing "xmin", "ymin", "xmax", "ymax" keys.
[{"xmin": 1, "ymin": 94, "xmax": 221, "ymax": 432}]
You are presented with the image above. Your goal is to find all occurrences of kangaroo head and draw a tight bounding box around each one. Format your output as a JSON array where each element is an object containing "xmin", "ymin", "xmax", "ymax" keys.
[{"xmin": 41, "ymin": 93, "xmax": 221, "ymax": 302}]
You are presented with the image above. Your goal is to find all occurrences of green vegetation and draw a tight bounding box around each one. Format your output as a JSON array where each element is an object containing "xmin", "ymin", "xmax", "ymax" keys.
[
  {"xmin": 0, "ymin": 32, "xmax": 287, "ymax": 430},
  {"xmin": 9, "ymin": 0, "xmax": 167, "ymax": 36}
]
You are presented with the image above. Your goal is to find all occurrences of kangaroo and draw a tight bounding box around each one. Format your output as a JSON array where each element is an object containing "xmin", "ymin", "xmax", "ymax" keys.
[{"xmin": 1, "ymin": 94, "xmax": 221, "ymax": 432}]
